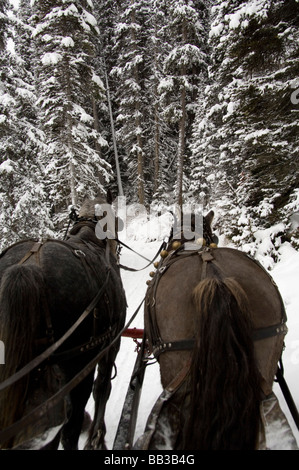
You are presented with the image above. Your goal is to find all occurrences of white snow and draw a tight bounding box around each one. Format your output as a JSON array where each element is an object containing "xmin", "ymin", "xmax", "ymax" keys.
[
  {"xmin": 73, "ymin": 104, "xmax": 93, "ymax": 124},
  {"xmin": 79, "ymin": 216, "xmax": 299, "ymax": 450},
  {"xmin": 244, "ymin": 128, "xmax": 270, "ymax": 141},
  {"xmin": 83, "ymin": 10, "xmax": 97, "ymax": 28},
  {"xmin": 92, "ymin": 73, "xmax": 104, "ymax": 89},
  {"xmin": 157, "ymin": 77, "xmax": 174, "ymax": 94},
  {"xmin": 0, "ymin": 159, "xmax": 15, "ymax": 174},
  {"xmin": 61, "ymin": 37, "xmax": 75, "ymax": 48},
  {"xmin": 224, "ymin": 1, "xmax": 268, "ymax": 30},
  {"xmin": 209, "ymin": 22, "xmax": 224, "ymax": 37},
  {"xmin": 42, "ymin": 34, "xmax": 53, "ymax": 43},
  {"xmin": 41, "ymin": 52, "xmax": 63, "ymax": 66},
  {"xmin": 226, "ymin": 101, "xmax": 237, "ymax": 116}
]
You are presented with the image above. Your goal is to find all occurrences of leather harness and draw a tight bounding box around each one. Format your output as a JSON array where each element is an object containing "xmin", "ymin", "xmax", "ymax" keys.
[
  {"xmin": 0, "ymin": 236, "xmax": 115, "ymax": 394},
  {"xmin": 145, "ymin": 245, "xmax": 288, "ymax": 360},
  {"xmin": 17, "ymin": 237, "xmax": 115, "ymax": 358}
]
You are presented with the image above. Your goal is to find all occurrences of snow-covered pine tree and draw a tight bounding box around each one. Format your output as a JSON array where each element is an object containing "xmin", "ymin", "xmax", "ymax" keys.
[
  {"xmin": 145, "ymin": 0, "xmax": 178, "ymax": 205},
  {"xmin": 159, "ymin": 0, "xmax": 210, "ymax": 207},
  {"xmin": 93, "ymin": 0, "xmax": 125, "ymax": 198},
  {"xmin": 191, "ymin": 0, "xmax": 299, "ymax": 260},
  {"xmin": 0, "ymin": 0, "xmax": 53, "ymax": 251},
  {"xmin": 110, "ymin": 0, "xmax": 150, "ymax": 204},
  {"xmin": 0, "ymin": 0, "xmax": 8, "ymax": 52},
  {"xmin": 31, "ymin": 0, "xmax": 111, "ymax": 228},
  {"xmin": 230, "ymin": 1, "xmax": 299, "ymax": 252}
]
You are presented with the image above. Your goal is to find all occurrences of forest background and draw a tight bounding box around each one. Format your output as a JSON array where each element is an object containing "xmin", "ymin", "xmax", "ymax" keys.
[{"xmin": 0, "ymin": 0, "xmax": 298, "ymax": 265}]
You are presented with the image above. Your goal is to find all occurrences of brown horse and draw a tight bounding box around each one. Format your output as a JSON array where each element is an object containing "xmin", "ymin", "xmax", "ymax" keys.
[
  {"xmin": 142, "ymin": 211, "xmax": 288, "ymax": 450},
  {"xmin": 0, "ymin": 193, "xmax": 126, "ymax": 449}
]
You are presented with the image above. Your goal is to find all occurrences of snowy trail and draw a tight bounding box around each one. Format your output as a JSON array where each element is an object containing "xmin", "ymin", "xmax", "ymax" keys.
[
  {"xmin": 83, "ymin": 239, "xmax": 163, "ymax": 450},
  {"xmin": 104, "ymin": 240, "xmax": 163, "ymax": 448},
  {"xmin": 83, "ymin": 235, "xmax": 299, "ymax": 450}
]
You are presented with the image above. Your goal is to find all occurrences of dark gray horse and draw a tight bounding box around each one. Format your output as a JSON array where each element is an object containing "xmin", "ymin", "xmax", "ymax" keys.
[{"xmin": 0, "ymin": 193, "xmax": 126, "ymax": 449}]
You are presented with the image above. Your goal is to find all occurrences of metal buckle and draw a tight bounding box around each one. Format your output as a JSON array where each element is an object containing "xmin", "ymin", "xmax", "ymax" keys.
[
  {"xmin": 74, "ymin": 249, "xmax": 86, "ymax": 258},
  {"xmin": 158, "ymin": 266, "xmax": 167, "ymax": 274}
]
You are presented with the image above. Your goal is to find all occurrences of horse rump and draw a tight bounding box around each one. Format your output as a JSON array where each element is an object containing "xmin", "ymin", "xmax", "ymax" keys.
[
  {"xmin": 0, "ymin": 264, "xmax": 49, "ymax": 447},
  {"xmin": 183, "ymin": 277, "xmax": 262, "ymax": 450}
]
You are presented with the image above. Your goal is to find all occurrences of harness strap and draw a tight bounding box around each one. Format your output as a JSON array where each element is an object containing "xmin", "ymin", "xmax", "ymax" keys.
[
  {"xmin": 147, "ymin": 247, "xmax": 288, "ymax": 359},
  {"xmin": 116, "ymin": 238, "xmax": 152, "ymax": 263},
  {"xmin": 201, "ymin": 250, "xmax": 214, "ymax": 280},
  {"xmin": 253, "ymin": 323, "xmax": 288, "ymax": 341},
  {"xmin": 52, "ymin": 322, "xmax": 118, "ymax": 362},
  {"xmin": 153, "ymin": 339, "xmax": 195, "ymax": 358},
  {"xmin": 18, "ymin": 240, "xmax": 54, "ymax": 345},
  {"xmin": 152, "ymin": 321, "xmax": 288, "ymax": 358},
  {"xmin": 18, "ymin": 241, "xmax": 44, "ymax": 265},
  {"xmin": 118, "ymin": 238, "xmax": 166, "ymax": 272}
]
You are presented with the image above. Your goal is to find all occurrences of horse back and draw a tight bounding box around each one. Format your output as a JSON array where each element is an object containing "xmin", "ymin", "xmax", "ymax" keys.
[
  {"xmin": 146, "ymin": 247, "xmax": 287, "ymax": 396},
  {"xmin": 0, "ymin": 238, "xmax": 125, "ymax": 349}
]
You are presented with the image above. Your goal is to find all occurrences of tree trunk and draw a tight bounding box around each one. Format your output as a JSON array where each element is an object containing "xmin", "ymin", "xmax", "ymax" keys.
[
  {"xmin": 177, "ymin": 83, "xmax": 186, "ymax": 208},
  {"xmin": 154, "ymin": 97, "xmax": 160, "ymax": 194},
  {"xmin": 65, "ymin": 59, "xmax": 77, "ymax": 206},
  {"xmin": 131, "ymin": 1, "xmax": 145, "ymax": 204},
  {"xmin": 104, "ymin": 65, "xmax": 124, "ymax": 196},
  {"xmin": 176, "ymin": 18, "xmax": 187, "ymax": 208},
  {"xmin": 153, "ymin": 11, "xmax": 160, "ymax": 195}
]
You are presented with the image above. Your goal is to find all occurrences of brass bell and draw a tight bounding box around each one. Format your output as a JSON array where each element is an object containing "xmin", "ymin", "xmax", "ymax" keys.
[
  {"xmin": 154, "ymin": 261, "xmax": 159, "ymax": 268},
  {"xmin": 146, "ymin": 280, "xmax": 151, "ymax": 286},
  {"xmin": 210, "ymin": 243, "xmax": 218, "ymax": 249},
  {"xmin": 160, "ymin": 250, "xmax": 168, "ymax": 258},
  {"xmin": 172, "ymin": 241, "xmax": 181, "ymax": 250},
  {"xmin": 149, "ymin": 271, "xmax": 155, "ymax": 277},
  {"xmin": 196, "ymin": 238, "xmax": 206, "ymax": 246}
]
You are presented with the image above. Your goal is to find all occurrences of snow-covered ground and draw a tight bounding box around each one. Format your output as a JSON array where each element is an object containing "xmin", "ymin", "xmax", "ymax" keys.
[{"xmin": 83, "ymin": 215, "xmax": 299, "ymax": 450}]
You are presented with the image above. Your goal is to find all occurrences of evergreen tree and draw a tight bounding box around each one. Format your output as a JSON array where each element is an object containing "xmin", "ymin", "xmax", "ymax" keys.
[
  {"xmin": 161, "ymin": 0, "xmax": 210, "ymax": 206},
  {"xmin": 191, "ymin": 0, "xmax": 299, "ymax": 258},
  {"xmin": 110, "ymin": 0, "xmax": 150, "ymax": 204},
  {"xmin": 1, "ymin": 0, "xmax": 297, "ymax": 254},
  {"xmin": 31, "ymin": 0, "xmax": 111, "ymax": 225},
  {"xmin": 145, "ymin": 0, "xmax": 178, "ymax": 205},
  {"xmin": 96, "ymin": 0, "xmax": 210, "ymax": 206},
  {"xmin": 0, "ymin": 0, "xmax": 8, "ymax": 52},
  {"xmin": 0, "ymin": 0, "xmax": 52, "ymax": 250},
  {"xmin": 93, "ymin": 0, "xmax": 125, "ymax": 197}
]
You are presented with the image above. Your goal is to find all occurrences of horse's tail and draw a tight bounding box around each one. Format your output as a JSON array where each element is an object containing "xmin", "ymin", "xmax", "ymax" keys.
[
  {"xmin": 0, "ymin": 264, "xmax": 47, "ymax": 446},
  {"xmin": 183, "ymin": 277, "xmax": 262, "ymax": 450}
]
